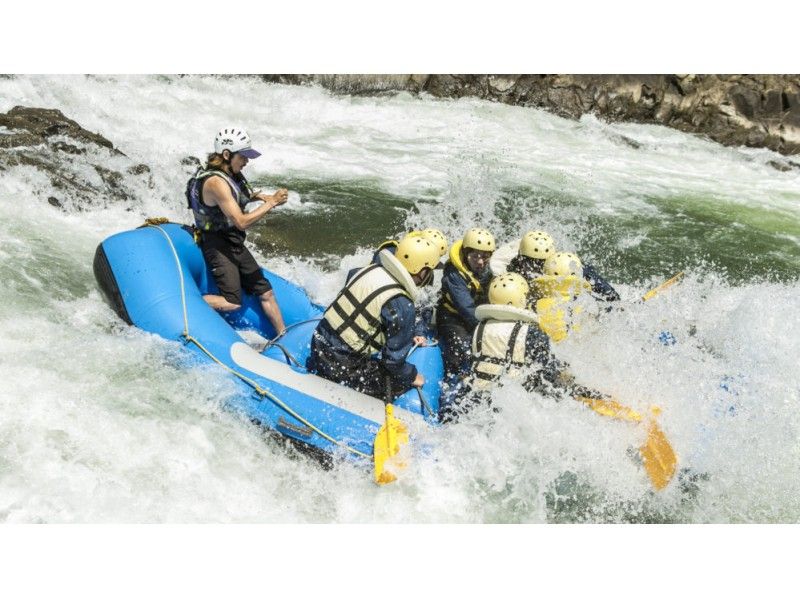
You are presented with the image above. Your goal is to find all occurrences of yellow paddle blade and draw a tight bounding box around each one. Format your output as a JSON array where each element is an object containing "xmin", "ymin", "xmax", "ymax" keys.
[
  {"xmin": 642, "ymin": 271, "xmax": 684, "ymax": 302},
  {"xmin": 574, "ymin": 396, "xmax": 678, "ymax": 490},
  {"xmin": 575, "ymin": 396, "xmax": 643, "ymax": 423},
  {"xmin": 640, "ymin": 420, "xmax": 678, "ymax": 490},
  {"xmin": 373, "ymin": 404, "xmax": 409, "ymax": 485}
]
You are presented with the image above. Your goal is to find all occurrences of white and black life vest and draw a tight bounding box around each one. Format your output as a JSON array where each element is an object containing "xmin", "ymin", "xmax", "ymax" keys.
[
  {"xmin": 185, "ymin": 168, "xmax": 254, "ymax": 233},
  {"xmin": 471, "ymin": 304, "xmax": 539, "ymax": 390},
  {"xmin": 322, "ymin": 250, "xmax": 418, "ymax": 355}
]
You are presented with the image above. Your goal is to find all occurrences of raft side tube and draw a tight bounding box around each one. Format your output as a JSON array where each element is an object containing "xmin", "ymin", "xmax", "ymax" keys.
[{"xmin": 93, "ymin": 243, "xmax": 132, "ymax": 325}]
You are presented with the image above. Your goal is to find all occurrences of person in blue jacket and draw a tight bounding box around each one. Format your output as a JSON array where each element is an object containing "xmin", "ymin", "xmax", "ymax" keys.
[
  {"xmin": 582, "ymin": 262, "xmax": 620, "ymax": 302},
  {"xmin": 436, "ymin": 227, "xmax": 496, "ymax": 381},
  {"xmin": 442, "ymin": 273, "xmax": 605, "ymax": 422},
  {"xmin": 505, "ymin": 230, "xmax": 619, "ymax": 303},
  {"xmin": 308, "ymin": 234, "xmax": 441, "ymax": 399}
]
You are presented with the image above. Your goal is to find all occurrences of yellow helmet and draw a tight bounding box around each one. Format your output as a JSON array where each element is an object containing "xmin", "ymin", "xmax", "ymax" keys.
[
  {"xmin": 519, "ymin": 230, "xmax": 555, "ymax": 260},
  {"xmin": 420, "ymin": 228, "xmax": 448, "ymax": 258},
  {"xmin": 395, "ymin": 233, "xmax": 440, "ymax": 275},
  {"xmin": 488, "ymin": 273, "xmax": 529, "ymax": 308},
  {"xmin": 462, "ymin": 228, "xmax": 496, "ymax": 252},
  {"xmin": 543, "ymin": 252, "xmax": 583, "ymax": 277}
]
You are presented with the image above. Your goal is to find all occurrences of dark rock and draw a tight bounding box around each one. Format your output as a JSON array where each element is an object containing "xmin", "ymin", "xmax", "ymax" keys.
[
  {"xmin": 127, "ymin": 163, "xmax": 151, "ymax": 176},
  {"xmin": 784, "ymin": 109, "xmax": 800, "ymax": 128},
  {"xmin": 763, "ymin": 90, "xmax": 784, "ymax": 116},
  {"xmin": 730, "ymin": 86, "xmax": 760, "ymax": 119},
  {"xmin": 0, "ymin": 106, "xmax": 146, "ymax": 210},
  {"xmin": 0, "ymin": 131, "xmax": 38, "ymax": 149},
  {"xmin": 0, "ymin": 106, "xmax": 119, "ymax": 153},
  {"xmin": 263, "ymin": 74, "xmax": 800, "ymax": 155},
  {"xmin": 613, "ymin": 135, "xmax": 642, "ymax": 150},
  {"xmin": 52, "ymin": 141, "xmax": 85, "ymax": 155},
  {"xmin": 784, "ymin": 91, "xmax": 800, "ymax": 111},
  {"xmin": 181, "ymin": 156, "xmax": 202, "ymax": 169},
  {"xmin": 94, "ymin": 165, "xmax": 125, "ymax": 193},
  {"xmin": 746, "ymin": 128, "xmax": 768, "ymax": 147},
  {"xmin": 768, "ymin": 160, "xmax": 792, "ymax": 172}
]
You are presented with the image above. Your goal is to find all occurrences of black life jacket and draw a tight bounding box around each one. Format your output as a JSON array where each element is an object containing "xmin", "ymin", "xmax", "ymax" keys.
[{"xmin": 185, "ymin": 168, "xmax": 254, "ymax": 237}]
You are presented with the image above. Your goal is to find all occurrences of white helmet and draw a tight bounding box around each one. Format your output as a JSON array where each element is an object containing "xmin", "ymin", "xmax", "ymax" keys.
[{"xmin": 213, "ymin": 127, "xmax": 261, "ymax": 159}]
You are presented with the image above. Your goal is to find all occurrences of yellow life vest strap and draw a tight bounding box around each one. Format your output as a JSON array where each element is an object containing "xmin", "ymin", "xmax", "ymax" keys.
[
  {"xmin": 448, "ymin": 240, "xmax": 482, "ymax": 293},
  {"xmin": 441, "ymin": 240, "xmax": 484, "ymax": 314}
]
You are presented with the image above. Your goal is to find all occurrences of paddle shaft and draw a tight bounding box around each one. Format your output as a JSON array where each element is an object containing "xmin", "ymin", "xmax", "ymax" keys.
[{"xmin": 642, "ymin": 271, "xmax": 684, "ymax": 302}]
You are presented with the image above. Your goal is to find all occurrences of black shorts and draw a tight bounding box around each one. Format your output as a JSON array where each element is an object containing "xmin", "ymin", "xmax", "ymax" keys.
[{"xmin": 200, "ymin": 232, "xmax": 272, "ymax": 305}]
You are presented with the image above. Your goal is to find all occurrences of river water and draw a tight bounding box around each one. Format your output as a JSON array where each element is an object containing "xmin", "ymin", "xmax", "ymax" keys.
[{"xmin": 1, "ymin": 75, "xmax": 798, "ymax": 523}]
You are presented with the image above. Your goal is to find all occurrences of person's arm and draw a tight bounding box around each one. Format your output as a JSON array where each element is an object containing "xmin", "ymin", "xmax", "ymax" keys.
[
  {"xmin": 203, "ymin": 177, "xmax": 288, "ymax": 231},
  {"xmin": 442, "ymin": 268, "xmax": 480, "ymax": 331},
  {"xmin": 521, "ymin": 326, "xmax": 579, "ymax": 398},
  {"xmin": 380, "ymin": 296, "xmax": 420, "ymax": 392},
  {"xmin": 489, "ymin": 241, "xmax": 517, "ymax": 275},
  {"xmin": 582, "ymin": 263, "xmax": 620, "ymax": 302}
]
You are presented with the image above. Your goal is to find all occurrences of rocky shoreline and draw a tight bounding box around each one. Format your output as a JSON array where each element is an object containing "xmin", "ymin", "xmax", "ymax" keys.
[
  {"xmin": 263, "ymin": 74, "xmax": 800, "ymax": 158},
  {"xmin": 0, "ymin": 106, "xmax": 157, "ymax": 210},
  {"xmin": 2, "ymin": 76, "xmax": 798, "ymax": 212}
]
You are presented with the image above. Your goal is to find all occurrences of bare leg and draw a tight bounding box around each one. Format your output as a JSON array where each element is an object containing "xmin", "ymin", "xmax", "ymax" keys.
[
  {"xmin": 203, "ymin": 294, "xmax": 241, "ymax": 312},
  {"xmin": 259, "ymin": 290, "xmax": 286, "ymax": 337}
]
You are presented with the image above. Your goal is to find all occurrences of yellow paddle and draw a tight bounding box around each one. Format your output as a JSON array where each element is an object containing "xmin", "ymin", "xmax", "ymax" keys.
[
  {"xmin": 373, "ymin": 403, "xmax": 409, "ymax": 484},
  {"xmin": 574, "ymin": 396, "xmax": 677, "ymax": 490},
  {"xmin": 642, "ymin": 271, "xmax": 684, "ymax": 302}
]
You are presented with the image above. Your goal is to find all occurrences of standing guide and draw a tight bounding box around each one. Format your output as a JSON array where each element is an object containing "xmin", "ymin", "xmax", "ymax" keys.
[{"xmin": 186, "ymin": 127, "xmax": 289, "ymax": 337}]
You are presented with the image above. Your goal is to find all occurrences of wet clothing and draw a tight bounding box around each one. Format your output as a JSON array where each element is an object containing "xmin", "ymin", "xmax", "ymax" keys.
[
  {"xmin": 438, "ymin": 262, "xmax": 491, "ymax": 330},
  {"xmin": 440, "ymin": 305, "xmax": 567, "ymax": 422},
  {"xmin": 582, "ymin": 263, "xmax": 620, "ymax": 302},
  {"xmin": 507, "ymin": 254, "xmax": 545, "ymax": 287},
  {"xmin": 200, "ymin": 232, "xmax": 272, "ymax": 305},
  {"xmin": 308, "ymin": 261, "xmax": 419, "ymax": 399},
  {"xmin": 321, "ymin": 263, "xmax": 411, "ymax": 354},
  {"xmin": 436, "ymin": 246, "xmax": 492, "ymax": 378},
  {"xmin": 508, "ymin": 254, "xmax": 619, "ymax": 303},
  {"xmin": 436, "ymin": 309, "xmax": 474, "ymax": 381},
  {"xmin": 186, "ymin": 168, "xmax": 254, "ymax": 244},
  {"xmin": 471, "ymin": 317, "xmax": 562, "ymax": 391},
  {"xmin": 185, "ymin": 167, "xmax": 271, "ymax": 306}
]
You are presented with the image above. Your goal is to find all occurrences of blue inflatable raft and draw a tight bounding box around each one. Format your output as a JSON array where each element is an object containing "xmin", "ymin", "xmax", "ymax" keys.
[{"xmin": 93, "ymin": 222, "xmax": 443, "ymax": 471}]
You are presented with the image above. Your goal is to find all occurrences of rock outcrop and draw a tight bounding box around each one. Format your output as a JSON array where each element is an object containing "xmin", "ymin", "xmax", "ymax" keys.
[
  {"xmin": 0, "ymin": 106, "xmax": 155, "ymax": 210},
  {"xmin": 263, "ymin": 74, "xmax": 800, "ymax": 156}
]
